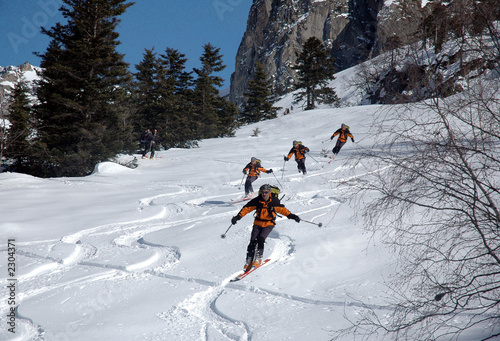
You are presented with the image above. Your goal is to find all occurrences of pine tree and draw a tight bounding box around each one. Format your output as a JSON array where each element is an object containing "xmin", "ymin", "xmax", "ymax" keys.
[
  {"xmin": 217, "ymin": 99, "xmax": 239, "ymax": 138},
  {"xmin": 133, "ymin": 47, "xmax": 198, "ymax": 149},
  {"xmin": 192, "ymin": 43, "xmax": 238, "ymax": 139},
  {"xmin": 242, "ymin": 61, "xmax": 280, "ymax": 123},
  {"xmin": 293, "ymin": 37, "xmax": 339, "ymax": 110},
  {"xmin": 157, "ymin": 48, "xmax": 195, "ymax": 148},
  {"xmin": 33, "ymin": 0, "xmax": 134, "ymax": 177},
  {"xmin": 133, "ymin": 48, "xmax": 160, "ymax": 134},
  {"xmin": 4, "ymin": 79, "xmax": 33, "ymax": 171}
]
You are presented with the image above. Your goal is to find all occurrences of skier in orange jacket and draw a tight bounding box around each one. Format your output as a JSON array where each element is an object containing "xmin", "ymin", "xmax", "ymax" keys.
[
  {"xmin": 331, "ymin": 124, "xmax": 354, "ymax": 155},
  {"xmin": 284, "ymin": 140, "xmax": 310, "ymax": 175},
  {"xmin": 242, "ymin": 157, "xmax": 273, "ymax": 198},
  {"xmin": 231, "ymin": 184, "xmax": 300, "ymax": 270}
]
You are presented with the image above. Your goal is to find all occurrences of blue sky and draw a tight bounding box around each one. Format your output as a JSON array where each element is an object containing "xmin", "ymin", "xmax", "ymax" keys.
[{"xmin": 0, "ymin": 0, "xmax": 252, "ymax": 89}]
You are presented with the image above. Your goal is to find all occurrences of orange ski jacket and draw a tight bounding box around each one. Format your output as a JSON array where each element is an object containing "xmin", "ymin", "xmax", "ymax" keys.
[
  {"xmin": 243, "ymin": 162, "xmax": 268, "ymax": 177},
  {"xmin": 331, "ymin": 128, "xmax": 353, "ymax": 143},
  {"xmin": 287, "ymin": 144, "xmax": 309, "ymax": 160},
  {"xmin": 236, "ymin": 196, "xmax": 292, "ymax": 228}
]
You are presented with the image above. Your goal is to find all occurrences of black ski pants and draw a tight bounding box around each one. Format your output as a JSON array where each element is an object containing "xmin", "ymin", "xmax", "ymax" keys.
[
  {"xmin": 295, "ymin": 158, "xmax": 306, "ymax": 174},
  {"xmin": 332, "ymin": 140, "xmax": 346, "ymax": 155},
  {"xmin": 150, "ymin": 141, "xmax": 156, "ymax": 158},
  {"xmin": 246, "ymin": 225, "xmax": 273, "ymax": 260},
  {"xmin": 142, "ymin": 141, "xmax": 156, "ymax": 157},
  {"xmin": 244, "ymin": 176, "xmax": 258, "ymax": 195},
  {"xmin": 142, "ymin": 141, "xmax": 151, "ymax": 157}
]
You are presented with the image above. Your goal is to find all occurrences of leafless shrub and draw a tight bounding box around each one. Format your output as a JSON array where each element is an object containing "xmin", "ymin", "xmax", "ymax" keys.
[{"xmin": 336, "ymin": 72, "xmax": 500, "ymax": 341}]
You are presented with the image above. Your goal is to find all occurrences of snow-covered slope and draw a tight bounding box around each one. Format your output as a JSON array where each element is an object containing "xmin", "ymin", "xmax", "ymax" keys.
[{"xmin": 0, "ymin": 66, "xmax": 493, "ymax": 340}]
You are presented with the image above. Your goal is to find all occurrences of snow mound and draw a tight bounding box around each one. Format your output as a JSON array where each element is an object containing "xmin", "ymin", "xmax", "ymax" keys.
[
  {"xmin": 0, "ymin": 171, "xmax": 43, "ymax": 184},
  {"xmin": 91, "ymin": 161, "xmax": 134, "ymax": 175}
]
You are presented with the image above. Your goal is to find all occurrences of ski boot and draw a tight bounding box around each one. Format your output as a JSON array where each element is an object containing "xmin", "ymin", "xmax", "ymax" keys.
[
  {"xmin": 252, "ymin": 252, "xmax": 263, "ymax": 268},
  {"xmin": 243, "ymin": 257, "xmax": 254, "ymax": 271}
]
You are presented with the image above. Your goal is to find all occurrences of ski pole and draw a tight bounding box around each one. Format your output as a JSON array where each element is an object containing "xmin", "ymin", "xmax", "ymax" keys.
[
  {"xmin": 220, "ymin": 224, "xmax": 233, "ymax": 239},
  {"xmin": 238, "ymin": 174, "xmax": 246, "ymax": 190},
  {"xmin": 301, "ymin": 219, "xmax": 323, "ymax": 227},
  {"xmin": 308, "ymin": 153, "xmax": 320, "ymax": 164},
  {"xmin": 272, "ymin": 171, "xmax": 283, "ymax": 188},
  {"xmin": 281, "ymin": 156, "xmax": 286, "ymax": 180}
]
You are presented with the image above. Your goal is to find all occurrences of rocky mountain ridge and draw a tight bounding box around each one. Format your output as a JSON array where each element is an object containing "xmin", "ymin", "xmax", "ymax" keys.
[
  {"xmin": 229, "ymin": 0, "xmax": 429, "ymax": 106},
  {"xmin": 0, "ymin": 62, "xmax": 40, "ymax": 107}
]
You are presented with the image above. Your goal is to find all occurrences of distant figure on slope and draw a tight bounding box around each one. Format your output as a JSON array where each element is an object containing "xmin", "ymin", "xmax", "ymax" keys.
[
  {"xmin": 231, "ymin": 184, "xmax": 300, "ymax": 270},
  {"xmin": 284, "ymin": 140, "xmax": 310, "ymax": 175},
  {"xmin": 139, "ymin": 129, "xmax": 149, "ymax": 150},
  {"xmin": 330, "ymin": 124, "xmax": 354, "ymax": 156},
  {"xmin": 242, "ymin": 157, "xmax": 273, "ymax": 198},
  {"xmin": 149, "ymin": 129, "xmax": 158, "ymax": 158},
  {"xmin": 142, "ymin": 129, "xmax": 158, "ymax": 159}
]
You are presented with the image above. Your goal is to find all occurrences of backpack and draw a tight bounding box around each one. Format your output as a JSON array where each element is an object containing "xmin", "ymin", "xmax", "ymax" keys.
[{"xmin": 270, "ymin": 185, "xmax": 281, "ymax": 200}]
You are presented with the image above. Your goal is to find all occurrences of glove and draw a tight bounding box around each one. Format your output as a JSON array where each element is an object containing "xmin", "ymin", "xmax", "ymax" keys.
[
  {"xmin": 284, "ymin": 156, "xmax": 289, "ymax": 161},
  {"xmin": 242, "ymin": 170, "xmax": 247, "ymax": 175},
  {"xmin": 351, "ymin": 138, "xmax": 355, "ymax": 143},
  {"xmin": 288, "ymin": 213, "xmax": 300, "ymax": 223},
  {"xmin": 231, "ymin": 215, "xmax": 241, "ymax": 225},
  {"xmin": 266, "ymin": 169, "xmax": 273, "ymax": 173},
  {"xmin": 330, "ymin": 136, "xmax": 333, "ymax": 140}
]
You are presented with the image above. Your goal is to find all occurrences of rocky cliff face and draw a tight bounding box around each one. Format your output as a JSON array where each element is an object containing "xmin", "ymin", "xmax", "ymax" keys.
[
  {"xmin": 229, "ymin": 0, "xmax": 350, "ymax": 105},
  {"xmin": 230, "ymin": 0, "xmax": 428, "ymax": 106}
]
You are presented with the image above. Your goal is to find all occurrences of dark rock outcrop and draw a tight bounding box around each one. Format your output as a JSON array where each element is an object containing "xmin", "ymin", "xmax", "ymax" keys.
[
  {"xmin": 229, "ymin": 0, "xmax": 350, "ymax": 106},
  {"xmin": 230, "ymin": 0, "xmax": 427, "ymax": 106}
]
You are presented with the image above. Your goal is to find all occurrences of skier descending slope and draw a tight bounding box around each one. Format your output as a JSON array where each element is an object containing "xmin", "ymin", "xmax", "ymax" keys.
[
  {"xmin": 330, "ymin": 123, "xmax": 354, "ymax": 157},
  {"xmin": 231, "ymin": 184, "xmax": 300, "ymax": 271},
  {"xmin": 241, "ymin": 157, "xmax": 273, "ymax": 198},
  {"xmin": 284, "ymin": 140, "xmax": 310, "ymax": 175}
]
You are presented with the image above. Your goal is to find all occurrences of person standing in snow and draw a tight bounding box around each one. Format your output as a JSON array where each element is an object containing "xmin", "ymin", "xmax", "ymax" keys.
[
  {"xmin": 330, "ymin": 123, "xmax": 354, "ymax": 156},
  {"xmin": 139, "ymin": 129, "xmax": 149, "ymax": 150},
  {"xmin": 231, "ymin": 184, "xmax": 300, "ymax": 270},
  {"xmin": 149, "ymin": 129, "xmax": 158, "ymax": 158},
  {"xmin": 242, "ymin": 157, "xmax": 273, "ymax": 198},
  {"xmin": 284, "ymin": 140, "xmax": 310, "ymax": 175},
  {"xmin": 142, "ymin": 129, "xmax": 158, "ymax": 159}
]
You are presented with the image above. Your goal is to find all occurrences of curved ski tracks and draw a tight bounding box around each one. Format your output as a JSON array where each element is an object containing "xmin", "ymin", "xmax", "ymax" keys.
[{"xmin": 3, "ymin": 164, "xmax": 386, "ymax": 340}]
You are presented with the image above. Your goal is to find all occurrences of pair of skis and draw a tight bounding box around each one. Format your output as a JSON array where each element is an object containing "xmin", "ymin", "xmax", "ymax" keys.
[
  {"xmin": 230, "ymin": 259, "xmax": 271, "ymax": 282},
  {"xmin": 230, "ymin": 196, "xmax": 253, "ymax": 204},
  {"xmin": 231, "ymin": 198, "xmax": 251, "ymax": 204}
]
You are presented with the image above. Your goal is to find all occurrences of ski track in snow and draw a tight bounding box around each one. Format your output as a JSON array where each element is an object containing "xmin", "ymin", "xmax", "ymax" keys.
[
  {"xmin": 2, "ymin": 161, "xmax": 389, "ymax": 340},
  {"xmin": 156, "ymin": 276, "xmax": 250, "ymax": 341}
]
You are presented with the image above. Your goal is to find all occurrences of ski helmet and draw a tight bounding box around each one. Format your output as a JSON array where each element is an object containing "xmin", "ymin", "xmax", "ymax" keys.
[
  {"xmin": 293, "ymin": 140, "xmax": 298, "ymax": 145},
  {"xmin": 259, "ymin": 184, "xmax": 271, "ymax": 194},
  {"xmin": 341, "ymin": 123, "xmax": 346, "ymax": 129},
  {"xmin": 251, "ymin": 157, "xmax": 257, "ymax": 162}
]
